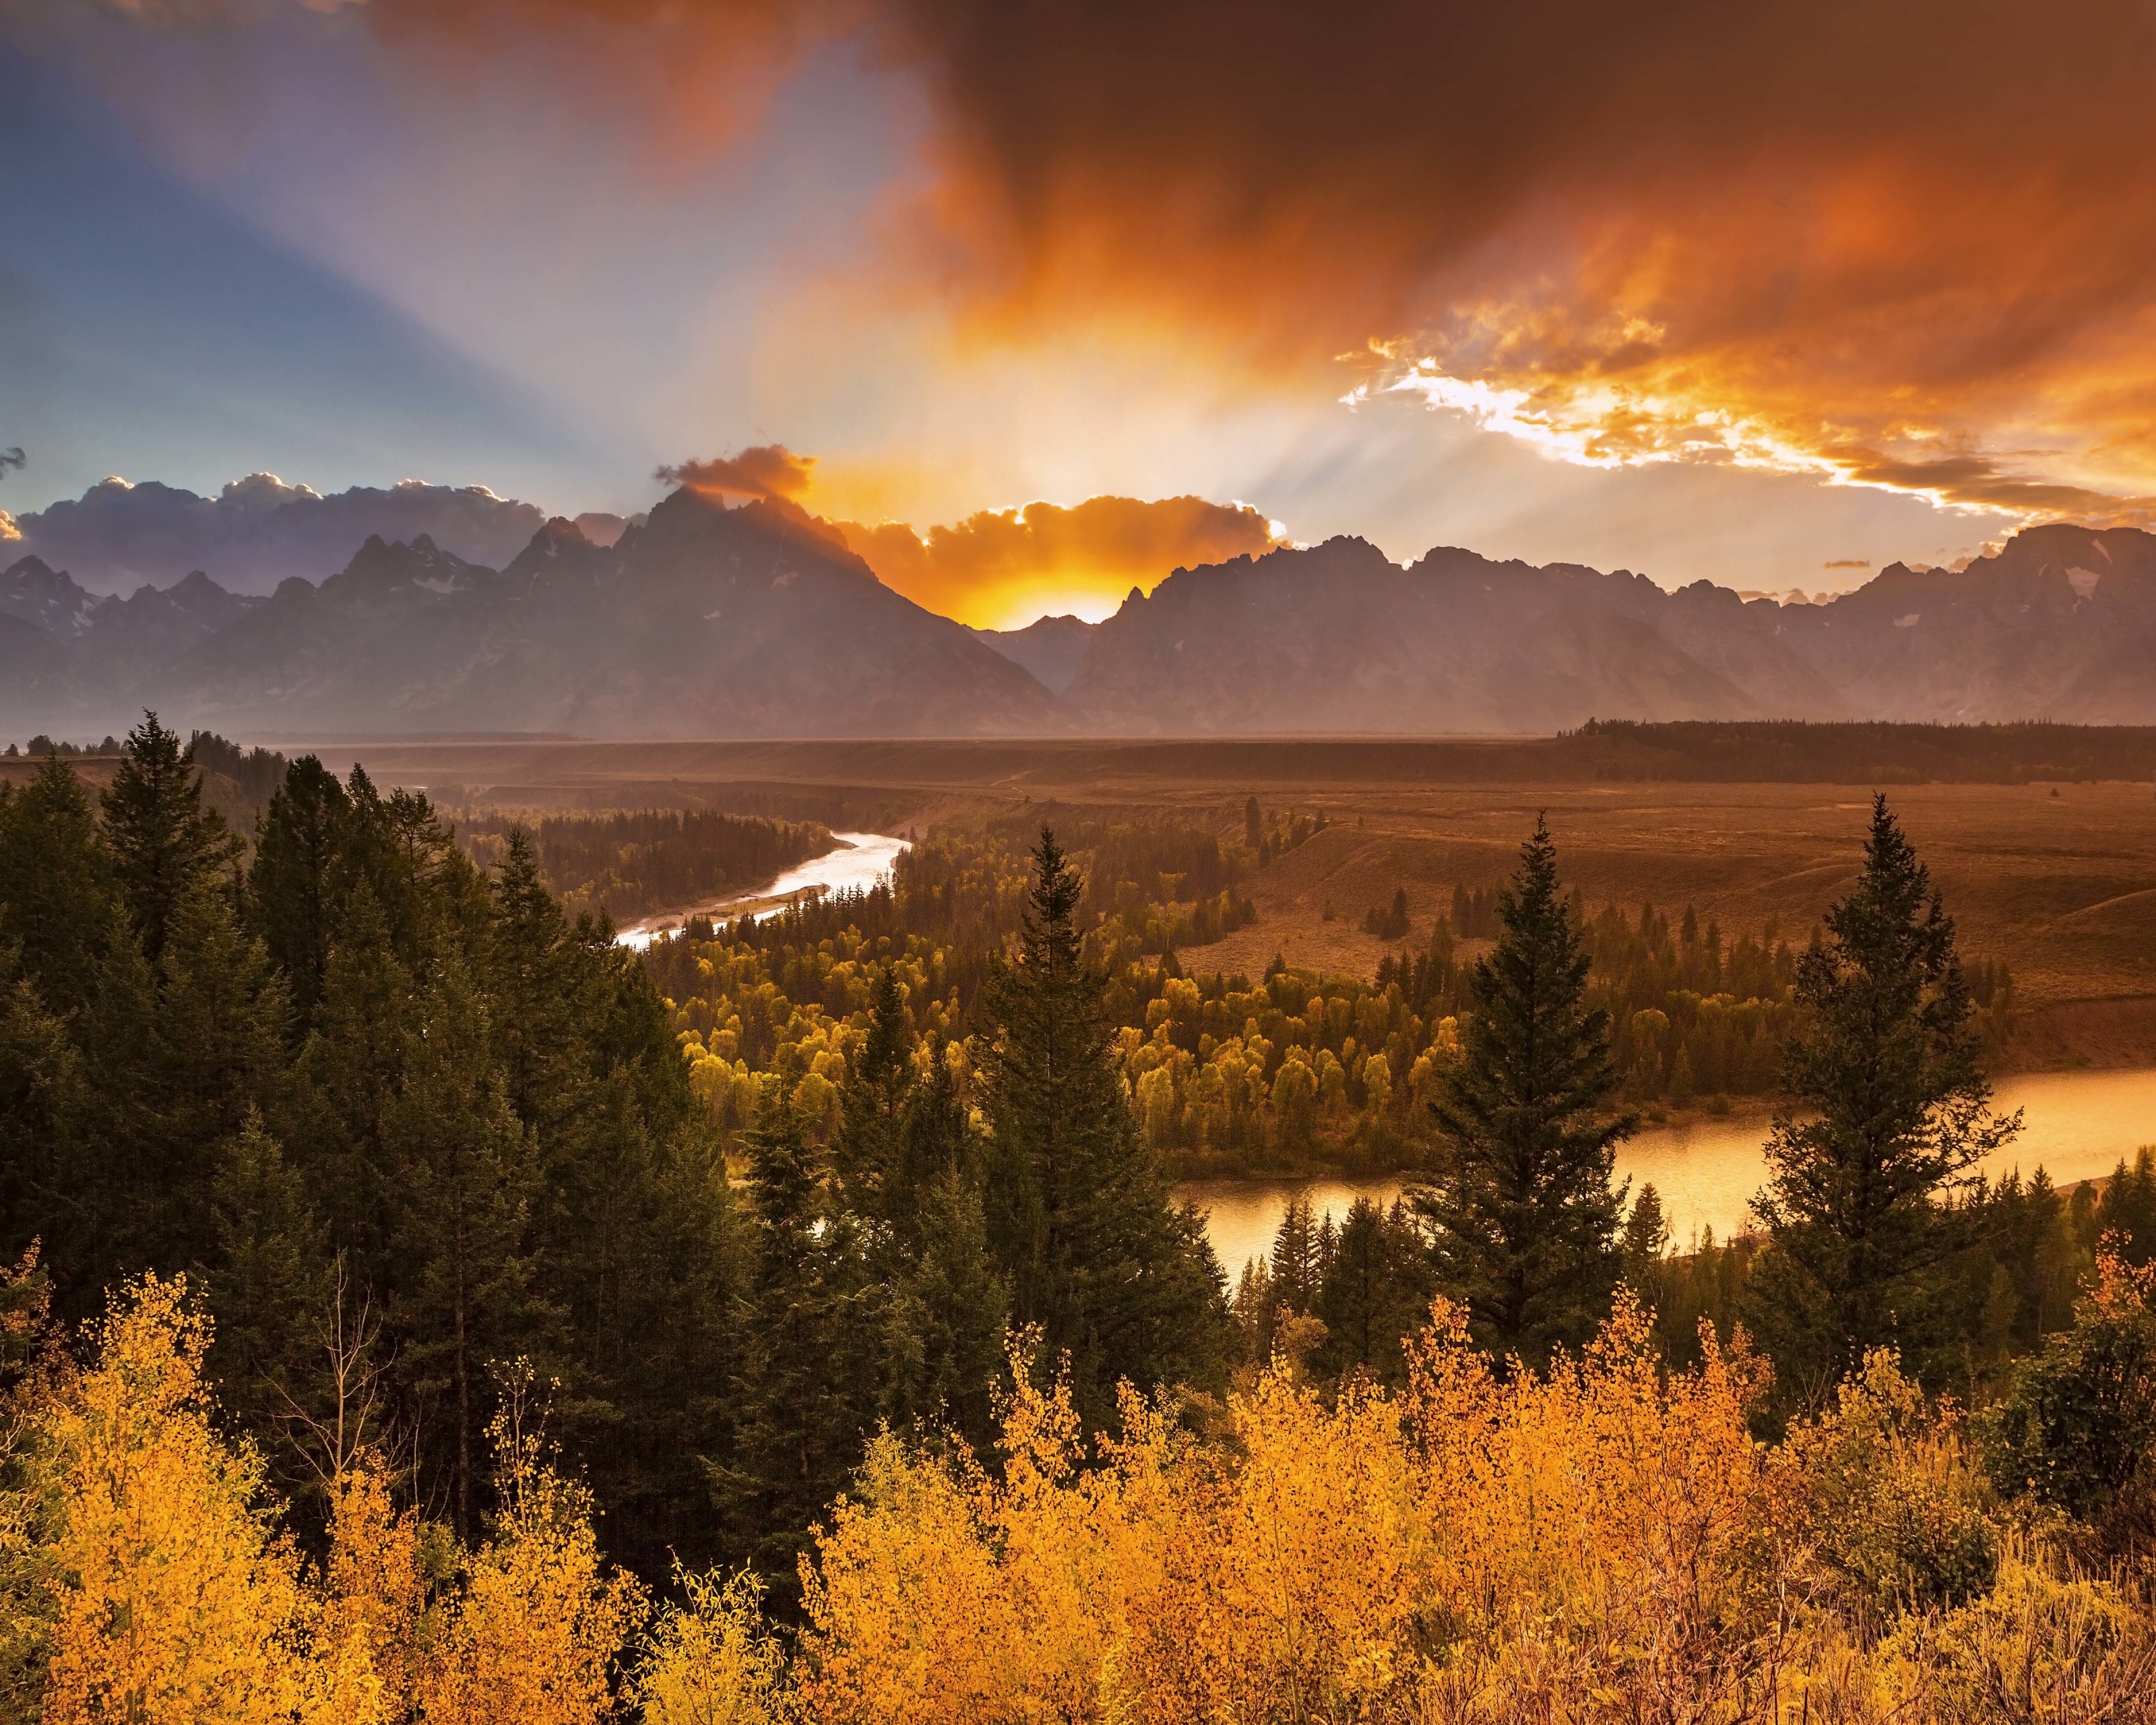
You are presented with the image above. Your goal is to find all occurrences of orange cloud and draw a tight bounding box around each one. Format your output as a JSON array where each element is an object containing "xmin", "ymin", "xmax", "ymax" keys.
[
  {"xmin": 656, "ymin": 445, "xmax": 816, "ymax": 500},
  {"xmin": 648, "ymin": 451, "xmax": 1284, "ymax": 624},
  {"xmin": 134, "ymin": 1, "xmax": 2156, "ymax": 528},
  {"xmin": 833, "ymin": 494, "xmax": 1285, "ymax": 628}
]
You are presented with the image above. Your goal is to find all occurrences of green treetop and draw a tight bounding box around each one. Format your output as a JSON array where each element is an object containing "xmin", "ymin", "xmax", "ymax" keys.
[{"xmin": 1415, "ymin": 814, "xmax": 1633, "ymax": 1366}]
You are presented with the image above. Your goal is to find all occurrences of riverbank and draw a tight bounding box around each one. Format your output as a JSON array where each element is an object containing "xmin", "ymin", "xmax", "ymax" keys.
[
  {"xmin": 1178, "ymin": 1063, "xmax": 2156, "ymax": 1274},
  {"xmin": 615, "ymin": 831, "xmax": 912, "ymax": 949}
]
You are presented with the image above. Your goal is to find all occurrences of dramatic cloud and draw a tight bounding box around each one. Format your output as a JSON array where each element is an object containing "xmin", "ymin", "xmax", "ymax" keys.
[
  {"xmin": 0, "ymin": 448, "xmax": 23, "ymax": 480},
  {"xmin": 31, "ymin": 0, "xmax": 2156, "ymax": 585},
  {"xmin": 656, "ymin": 445, "xmax": 816, "ymax": 500},
  {"xmin": 649, "ymin": 443, "xmax": 1283, "ymax": 621},
  {"xmin": 1822, "ymin": 560, "xmax": 1870, "ymax": 571},
  {"xmin": 9, "ymin": 473, "xmax": 548, "ymax": 593},
  {"xmin": 833, "ymin": 493, "xmax": 1285, "ymax": 627},
  {"xmin": 324, "ymin": 0, "xmax": 2156, "ymax": 528}
]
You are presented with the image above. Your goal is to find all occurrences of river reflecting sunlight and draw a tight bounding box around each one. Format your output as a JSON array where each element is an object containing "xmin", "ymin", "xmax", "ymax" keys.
[{"xmin": 1180, "ymin": 1065, "xmax": 2156, "ymax": 1278}]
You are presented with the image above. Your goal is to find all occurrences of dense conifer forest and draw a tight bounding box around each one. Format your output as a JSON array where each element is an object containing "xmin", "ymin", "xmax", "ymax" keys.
[{"xmin": 0, "ymin": 719, "xmax": 2149, "ymax": 1722}]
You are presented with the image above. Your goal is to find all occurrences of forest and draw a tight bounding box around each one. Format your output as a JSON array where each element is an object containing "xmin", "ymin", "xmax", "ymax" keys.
[
  {"xmin": 0, "ymin": 718, "xmax": 2149, "ymax": 1722},
  {"xmin": 641, "ymin": 813, "xmax": 2012, "ymax": 1177},
  {"xmin": 1563, "ymin": 718, "xmax": 2156, "ymax": 783},
  {"xmin": 457, "ymin": 809, "xmax": 834, "ymax": 924}
]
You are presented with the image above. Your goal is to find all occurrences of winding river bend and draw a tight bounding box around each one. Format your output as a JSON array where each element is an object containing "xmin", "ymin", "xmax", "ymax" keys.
[
  {"xmin": 1179, "ymin": 1065, "xmax": 2156, "ymax": 1277},
  {"xmin": 615, "ymin": 831, "xmax": 912, "ymax": 949},
  {"xmin": 618, "ymin": 844, "xmax": 2154, "ymax": 1279}
]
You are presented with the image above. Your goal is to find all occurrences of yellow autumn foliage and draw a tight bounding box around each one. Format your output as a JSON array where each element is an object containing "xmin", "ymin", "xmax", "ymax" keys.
[
  {"xmin": 12, "ymin": 1271, "xmax": 2153, "ymax": 1725},
  {"xmin": 414, "ymin": 1393, "xmax": 647, "ymax": 1725},
  {"xmin": 659, "ymin": 1294, "xmax": 2156, "ymax": 1725},
  {"xmin": 8, "ymin": 1278, "xmax": 647, "ymax": 1725},
  {"xmin": 634, "ymin": 1566, "xmax": 796, "ymax": 1725},
  {"xmin": 36, "ymin": 1274, "xmax": 377, "ymax": 1725}
]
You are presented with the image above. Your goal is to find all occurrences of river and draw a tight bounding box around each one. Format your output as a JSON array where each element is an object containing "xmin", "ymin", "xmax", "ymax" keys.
[
  {"xmin": 614, "ymin": 832, "xmax": 912, "ymax": 949},
  {"xmin": 1178, "ymin": 1065, "xmax": 2156, "ymax": 1278}
]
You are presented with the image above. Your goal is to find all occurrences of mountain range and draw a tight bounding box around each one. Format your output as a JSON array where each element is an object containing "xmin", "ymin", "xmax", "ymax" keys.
[{"xmin": 5, "ymin": 497, "xmax": 2152, "ymax": 738}]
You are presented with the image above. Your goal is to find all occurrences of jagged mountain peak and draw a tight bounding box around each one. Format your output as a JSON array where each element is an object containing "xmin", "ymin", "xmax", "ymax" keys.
[
  {"xmin": 1, "ymin": 554, "xmax": 102, "ymax": 640},
  {"xmin": 8, "ymin": 510, "xmax": 2155, "ymax": 737}
]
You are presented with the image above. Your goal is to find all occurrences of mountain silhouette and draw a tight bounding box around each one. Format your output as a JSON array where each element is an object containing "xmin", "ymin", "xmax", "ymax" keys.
[{"xmin": 4, "ymin": 517, "xmax": 2152, "ymax": 738}]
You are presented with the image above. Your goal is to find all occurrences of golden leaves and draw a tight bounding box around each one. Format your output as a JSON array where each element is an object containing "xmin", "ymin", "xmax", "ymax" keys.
[{"xmin": 19, "ymin": 1280, "xmax": 646, "ymax": 1725}]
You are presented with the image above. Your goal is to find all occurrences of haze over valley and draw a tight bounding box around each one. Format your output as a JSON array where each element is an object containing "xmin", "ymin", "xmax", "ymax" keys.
[{"xmin": 8, "ymin": 476, "xmax": 2153, "ymax": 736}]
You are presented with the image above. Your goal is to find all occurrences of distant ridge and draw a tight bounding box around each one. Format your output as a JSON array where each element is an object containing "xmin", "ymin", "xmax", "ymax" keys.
[
  {"xmin": 3, "ymin": 515, "xmax": 2153, "ymax": 737},
  {"xmin": 970, "ymin": 613, "xmax": 1096, "ymax": 693}
]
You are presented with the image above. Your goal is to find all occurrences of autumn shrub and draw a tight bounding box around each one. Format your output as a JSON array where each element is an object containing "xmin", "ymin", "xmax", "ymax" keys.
[
  {"xmin": 730, "ymin": 1295, "xmax": 1794, "ymax": 1723},
  {"xmin": 649, "ymin": 1285, "xmax": 2156, "ymax": 1725},
  {"xmin": 1785, "ymin": 1349, "xmax": 2000, "ymax": 1623},
  {"xmin": 4, "ymin": 1280, "xmax": 648, "ymax": 1725},
  {"xmin": 635, "ymin": 1565, "xmax": 796, "ymax": 1725},
  {"xmin": 1981, "ymin": 1243, "xmax": 2156, "ymax": 1552},
  {"xmin": 414, "ymin": 1384, "xmax": 648, "ymax": 1725},
  {"xmin": 1878, "ymin": 1539, "xmax": 2156, "ymax": 1725},
  {"xmin": 32, "ymin": 1273, "xmax": 375, "ymax": 1725}
]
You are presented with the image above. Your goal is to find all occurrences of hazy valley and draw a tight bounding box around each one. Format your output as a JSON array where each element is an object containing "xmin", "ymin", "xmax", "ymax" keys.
[{"xmin": 10, "ymin": 484, "xmax": 2156, "ymax": 737}]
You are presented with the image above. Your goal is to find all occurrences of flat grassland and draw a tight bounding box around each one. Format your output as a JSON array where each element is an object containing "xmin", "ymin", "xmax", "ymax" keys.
[{"xmin": 18, "ymin": 735, "xmax": 2155, "ymax": 1067}]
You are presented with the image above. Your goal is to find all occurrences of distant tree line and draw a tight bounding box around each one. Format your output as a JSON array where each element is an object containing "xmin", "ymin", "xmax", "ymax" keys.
[
  {"xmin": 458, "ymin": 807, "xmax": 832, "ymax": 924},
  {"xmin": 1568, "ymin": 718, "xmax": 2156, "ymax": 782}
]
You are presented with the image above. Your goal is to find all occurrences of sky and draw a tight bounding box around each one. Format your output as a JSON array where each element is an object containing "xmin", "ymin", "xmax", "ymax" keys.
[{"xmin": 3, "ymin": 0, "xmax": 2152, "ymax": 629}]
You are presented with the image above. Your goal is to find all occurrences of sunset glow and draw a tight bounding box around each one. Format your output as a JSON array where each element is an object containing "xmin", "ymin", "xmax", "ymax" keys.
[{"xmin": 7, "ymin": 0, "xmax": 2156, "ymax": 615}]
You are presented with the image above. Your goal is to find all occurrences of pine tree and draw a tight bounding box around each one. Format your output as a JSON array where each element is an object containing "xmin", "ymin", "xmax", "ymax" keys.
[
  {"xmin": 978, "ymin": 828, "xmax": 1228, "ymax": 1424},
  {"xmin": 885, "ymin": 1162, "xmax": 1009, "ymax": 1448},
  {"xmin": 1414, "ymin": 814, "xmax": 1632, "ymax": 1366},
  {"xmin": 485, "ymin": 828, "xmax": 594, "ymax": 1140},
  {"xmin": 1622, "ymin": 1184, "xmax": 1670, "ymax": 1303},
  {"xmin": 0, "ymin": 753, "xmax": 120, "ymax": 1020},
  {"xmin": 1748, "ymin": 796, "xmax": 2019, "ymax": 1387},
  {"xmin": 99, "ymin": 712, "xmax": 237, "ymax": 972},
  {"xmin": 382, "ymin": 957, "xmax": 550, "ymax": 1538},
  {"xmin": 831, "ymin": 962, "xmax": 913, "ymax": 1231},
  {"xmin": 208, "ymin": 1110, "xmax": 334, "ymax": 1497},
  {"xmin": 1311, "ymin": 1197, "xmax": 1428, "ymax": 1387},
  {"xmin": 722, "ymin": 1085, "xmax": 876, "ymax": 1589},
  {"xmin": 0, "ymin": 962, "xmax": 86, "ymax": 1288},
  {"xmin": 249, "ymin": 757, "xmax": 353, "ymax": 1024},
  {"xmin": 1269, "ymin": 1196, "xmax": 1325, "ymax": 1313},
  {"xmin": 292, "ymin": 883, "xmax": 413, "ymax": 1271}
]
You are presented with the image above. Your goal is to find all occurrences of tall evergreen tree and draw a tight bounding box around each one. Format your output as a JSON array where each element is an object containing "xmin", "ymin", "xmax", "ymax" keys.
[
  {"xmin": 207, "ymin": 1109, "xmax": 335, "ymax": 1498},
  {"xmin": 885, "ymin": 1162, "xmax": 1009, "ymax": 1447},
  {"xmin": 381, "ymin": 955, "xmax": 550, "ymax": 1538},
  {"xmin": 485, "ymin": 828, "xmax": 593, "ymax": 1138},
  {"xmin": 0, "ymin": 954, "xmax": 86, "ymax": 1290},
  {"xmin": 100, "ymin": 712, "xmax": 236, "ymax": 971},
  {"xmin": 1414, "ymin": 815, "xmax": 1632, "ymax": 1366},
  {"xmin": 1747, "ymin": 796, "xmax": 2019, "ymax": 1389},
  {"xmin": 0, "ymin": 753, "xmax": 120, "ymax": 1020},
  {"xmin": 720, "ymin": 1085, "xmax": 877, "ymax": 1592},
  {"xmin": 978, "ymin": 827, "xmax": 1228, "ymax": 1424},
  {"xmin": 249, "ymin": 756, "xmax": 352, "ymax": 1024},
  {"xmin": 1311, "ymin": 1197, "xmax": 1430, "ymax": 1387},
  {"xmin": 831, "ymin": 962, "xmax": 914, "ymax": 1232}
]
